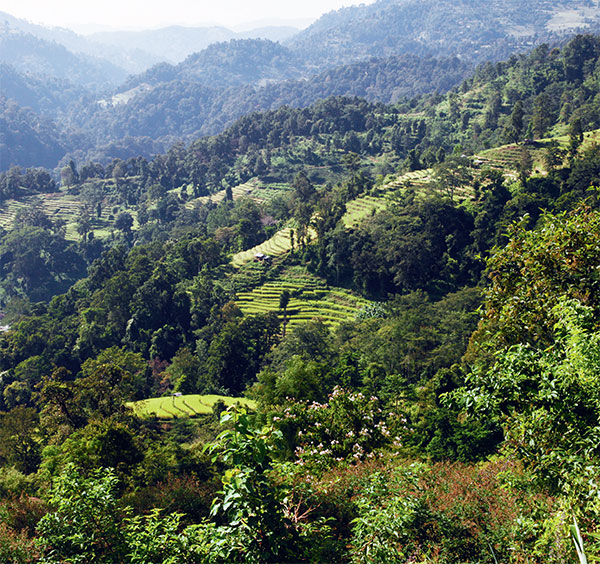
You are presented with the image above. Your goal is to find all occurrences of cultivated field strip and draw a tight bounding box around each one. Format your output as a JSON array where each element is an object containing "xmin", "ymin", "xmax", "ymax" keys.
[
  {"xmin": 232, "ymin": 226, "xmax": 319, "ymax": 266},
  {"xmin": 128, "ymin": 394, "xmax": 256, "ymax": 419},
  {"xmin": 235, "ymin": 272, "xmax": 372, "ymax": 329},
  {"xmin": 342, "ymin": 195, "xmax": 389, "ymax": 226},
  {"xmin": 185, "ymin": 178, "xmax": 292, "ymax": 209},
  {"xmin": 0, "ymin": 193, "xmax": 83, "ymax": 234}
]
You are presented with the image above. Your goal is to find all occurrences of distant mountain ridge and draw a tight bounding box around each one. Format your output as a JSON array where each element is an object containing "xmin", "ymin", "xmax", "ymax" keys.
[
  {"xmin": 287, "ymin": 0, "xmax": 600, "ymax": 66},
  {"xmin": 89, "ymin": 25, "xmax": 300, "ymax": 65},
  {"xmin": 0, "ymin": 10, "xmax": 301, "ymax": 75},
  {"xmin": 0, "ymin": 25, "xmax": 127, "ymax": 86},
  {"xmin": 4, "ymin": 0, "xmax": 600, "ymax": 171},
  {"xmin": 0, "ymin": 11, "xmax": 160, "ymax": 75},
  {"xmin": 122, "ymin": 39, "xmax": 306, "ymax": 91}
]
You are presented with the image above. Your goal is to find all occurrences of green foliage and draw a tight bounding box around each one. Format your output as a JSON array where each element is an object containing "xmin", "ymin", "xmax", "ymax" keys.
[
  {"xmin": 36, "ymin": 465, "xmax": 127, "ymax": 563},
  {"xmin": 0, "ymin": 407, "xmax": 43, "ymax": 474},
  {"xmin": 349, "ymin": 467, "xmax": 430, "ymax": 563},
  {"xmin": 454, "ymin": 299, "xmax": 600, "ymax": 511},
  {"xmin": 123, "ymin": 510, "xmax": 200, "ymax": 564},
  {"xmin": 0, "ymin": 225, "xmax": 86, "ymax": 304},
  {"xmin": 468, "ymin": 206, "xmax": 600, "ymax": 356},
  {"xmin": 339, "ymin": 458, "xmax": 570, "ymax": 563},
  {"xmin": 8, "ymin": 27, "xmax": 600, "ymax": 564},
  {"xmin": 207, "ymin": 409, "xmax": 296, "ymax": 561}
]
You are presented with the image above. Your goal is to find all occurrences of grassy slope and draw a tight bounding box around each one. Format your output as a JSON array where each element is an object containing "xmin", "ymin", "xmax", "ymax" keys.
[{"xmin": 127, "ymin": 393, "xmax": 256, "ymax": 419}]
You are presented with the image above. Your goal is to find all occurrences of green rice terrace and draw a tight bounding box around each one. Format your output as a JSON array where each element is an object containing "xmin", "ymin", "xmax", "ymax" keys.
[
  {"xmin": 0, "ymin": 190, "xmax": 140, "ymax": 241},
  {"xmin": 342, "ymin": 195, "xmax": 389, "ymax": 227},
  {"xmin": 0, "ymin": 193, "xmax": 82, "ymax": 237},
  {"xmin": 235, "ymin": 267, "xmax": 373, "ymax": 329},
  {"xmin": 184, "ymin": 178, "xmax": 293, "ymax": 209},
  {"xmin": 475, "ymin": 128, "xmax": 600, "ymax": 174},
  {"xmin": 232, "ymin": 226, "xmax": 317, "ymax": 266},
  {"xmin": 127, "ymin": 394, "xmax": 256, "ymax": 419},
  {"xmin": 476, "ymin": 143, "xmax": 546, "ymax": 175}
]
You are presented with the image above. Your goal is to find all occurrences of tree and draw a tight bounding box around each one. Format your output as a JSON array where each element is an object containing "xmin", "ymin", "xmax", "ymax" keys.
[
  {"xmin": 115, "ymin": 212, "xmax": 134, "ymax": 235},
  {"xmin": 518, "ymin": 147, "xmax": 533, "ymax": 186},
  {"xmin": 433, "ymin": 156, "xmax": 472, "ymax": 201},
  {"xmin": 0, "ymin": 226, "xmax": 86, "ymax": 302},
  {"xmin": 76, "ymin": 209, "xmax": 92, "ymax": 240},
  {"xmin": 0, "ymin": 407, "xmax": 43, "ymax": 473},
  {"xmin": 453, "ymin": 299, "xmax": 600, "ymax": 510},
  {"xmin": 568, "ymin": 117, "xmax": 584, "ymax": 158},
  {"xmin": 505, "ymin": 100, "xmax": 524, "ymax": 143},
  {"xmin": 279, "ymin": 290, "xmax": 290, "ymax": 337},
  {"xmin": 208, "ymin": 409, "xmax": 296, "ymax": 562},
  {"xmin": 532, "ymin": 93, "xmax": 552, "ymax": 138},
  {"xmin": 206, "ymin": 313, "xmax": 280, "ymax": 394},
  {"xmin": 467, "ymin": 205, "xmax": 600, "ymax": 356},
  {"xmin": 543, "ymin": 144, "xmax": 566, "ymax": 172},
  {"xmin": 292, "ymin": 172, "xmax": 316, "ymax": 203},
  {"xmin": 60, "ymin": 161, "xmax": 78, "ymax": 188}
]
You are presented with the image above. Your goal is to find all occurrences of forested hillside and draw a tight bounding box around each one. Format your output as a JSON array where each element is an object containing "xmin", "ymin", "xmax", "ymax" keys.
[
  {"xmin": 0, "ymin": 98, "xmax": 66, "ymax": 169},
  {"xmin": 4, "ymin": 0, "xmax": 600, "ymax": 171},
  {"xmin": 289, "ymin": 0, "xmax": 600, "ymax": 65},
  {"xmin": 2, "ymin": 29, "xmax": 600, "ymax": 561}
]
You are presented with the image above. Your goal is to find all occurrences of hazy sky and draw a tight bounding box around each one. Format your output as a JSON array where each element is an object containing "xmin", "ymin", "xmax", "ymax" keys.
[{"xmin": 0, "ymin": 0, "xmax": 371, "ymax": 31}]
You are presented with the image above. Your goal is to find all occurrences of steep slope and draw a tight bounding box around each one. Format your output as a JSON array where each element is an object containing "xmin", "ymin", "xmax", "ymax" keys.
[
  {"xmin": 123, "ymin": 39, "xmax": 305, "ymax": 90},
  {"xmin": 66, "ymin": 52, "xmax": 470, "ymax": 155}
]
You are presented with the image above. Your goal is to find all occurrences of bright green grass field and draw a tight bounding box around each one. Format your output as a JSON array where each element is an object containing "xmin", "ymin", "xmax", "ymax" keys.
[{"xmin": 127, "ymin": 394, "xmax": 256, "ymax": 419}]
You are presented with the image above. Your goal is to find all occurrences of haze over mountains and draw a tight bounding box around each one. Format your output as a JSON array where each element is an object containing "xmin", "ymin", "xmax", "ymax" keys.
[
  {"xmin": 2, "ymin": 0, "xmax": 600, "ymax": 171},
  {"xmin": 0, "ymin": 9, "xmax": 303, "ymax": 75}
]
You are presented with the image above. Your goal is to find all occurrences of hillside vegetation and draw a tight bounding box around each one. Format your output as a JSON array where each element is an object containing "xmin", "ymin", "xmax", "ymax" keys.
[{"xmin": 3, "ymin": 31, "xmax": 600, "ymax": 563}]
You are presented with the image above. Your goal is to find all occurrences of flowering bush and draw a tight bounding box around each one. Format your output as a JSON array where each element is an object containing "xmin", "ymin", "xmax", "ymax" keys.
[{"xmin": 275, "ymin": 387, "xmax": 407, "ymax": 470}]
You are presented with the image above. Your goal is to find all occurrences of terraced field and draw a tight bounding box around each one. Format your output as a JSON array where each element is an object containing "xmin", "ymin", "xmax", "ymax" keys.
[
  {"xmin": 249, "ymin": 182, "xmax": 293, "ymax": 203},
  {"xmin": 231, "ymin": 226, "xmax": 319, "ymax": 266},
  {"xmin": 127, "ymin": 394, "xmax": 256, "ymax": 419},
  {"xmin": 0, "ymin": 193, "xmax": 84, "ymax": 239},
  {"xmin": 184, "ymin": 178, "xmax": 293, "ymax": 209},
  {"xmin": 475, "ymin": 137, "xmax": 574, "ymax": 176},
  {"xmin": 476, "ymin": 144, "xmax": 531, "ymax": 173},
  {"xmin": 236, "ymin": 268, "xmax": 372, "ymax": 329},
  {"xmin": 0, "ymin": 190, "xmax": 142, "ymax": 241},
  {"xmin": 231, "ymin": 170, "xmax": 441, "ymax": 267},
  {"xmin": 184, "ymin": 180, "xmax": 257, "ymax": 208},
  {"xmin": 342, "ymin": 195, "xmax": 388, "ymax": 226}
]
